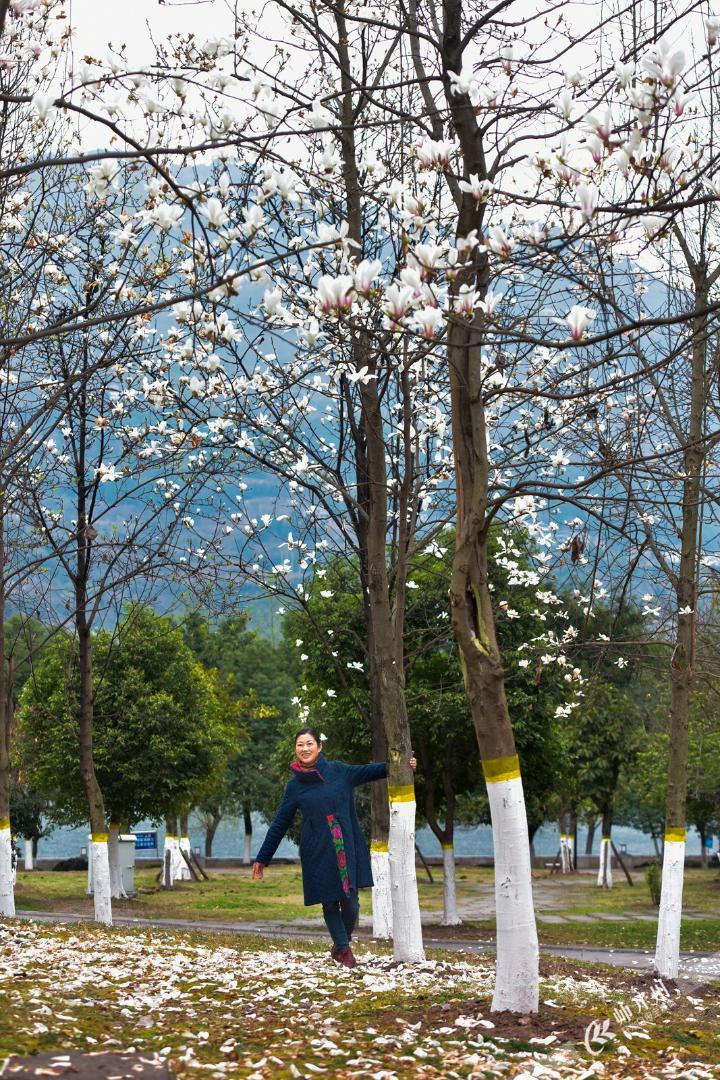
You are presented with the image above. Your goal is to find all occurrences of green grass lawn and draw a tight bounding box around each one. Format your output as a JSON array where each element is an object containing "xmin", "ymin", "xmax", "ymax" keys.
[
  {"xmin": 2, "ymin": 920, "xmax": 719, "ymax": 1078},
  {"xmin": 13, "ymin": 864, "xmax": 720, "ymax": 951}
]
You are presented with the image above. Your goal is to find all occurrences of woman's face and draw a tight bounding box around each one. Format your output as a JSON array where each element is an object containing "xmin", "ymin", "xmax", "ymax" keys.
[{"xmin": 295, "ymin": 733, "xmax": 321, "ymax": 766}]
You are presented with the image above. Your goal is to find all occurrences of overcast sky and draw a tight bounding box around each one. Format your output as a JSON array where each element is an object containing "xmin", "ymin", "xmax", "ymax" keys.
[{"xmin": 67, "ymin": 0, "xmax": 236, "ymax": 65}]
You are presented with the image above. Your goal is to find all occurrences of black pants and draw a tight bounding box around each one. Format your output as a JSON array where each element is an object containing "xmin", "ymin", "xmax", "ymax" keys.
[{"xmin": 322, "ymin": 892, "xmax": 359, "ymax": 948}]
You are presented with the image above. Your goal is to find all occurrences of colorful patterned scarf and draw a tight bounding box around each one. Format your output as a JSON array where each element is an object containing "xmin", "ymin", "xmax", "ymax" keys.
[{"xmin": 326, "ymin": 813, "xmax": 351, "ymax": 895}]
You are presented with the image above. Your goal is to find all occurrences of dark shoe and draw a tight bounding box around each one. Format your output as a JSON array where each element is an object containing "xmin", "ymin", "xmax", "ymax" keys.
[
  {"xmin": 330, "ymin": 945, "xmax": 341, "ymax": 962},
  {"xmin": 337, "ymin": 946, "xmax": 356, "ymax": 969}
]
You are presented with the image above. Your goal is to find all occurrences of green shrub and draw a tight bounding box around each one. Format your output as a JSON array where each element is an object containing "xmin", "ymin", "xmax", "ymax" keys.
[{"xmin": 645, "ymin": 860, "xmax": 662, "ymax": 906}]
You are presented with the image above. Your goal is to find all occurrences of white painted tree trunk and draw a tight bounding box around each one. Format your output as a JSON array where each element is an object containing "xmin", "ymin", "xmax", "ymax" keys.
[
  {"xmin": 486, "ymin": 771, "xmax": 539, "ymax": 1014},
  {"xmin": 0, "ymin": 821, "xmax": 15, "ymax": 917},
  {"xmin": 370, "ymin": 842, "xmax": 393, "ymax": 939},
  {"xmin": 177, "ymin": 835, "xmax": 193, "ymax": 881},
  {"xmin": 559, "ymin": 833, "xmax": 570, "ymax": 873},
  {"xmin": 108, "ymin": 824, "xmax": 128, "ymax": 899},
  {"xmin": 163, "ymin": 834, "xmax": 176, "ymax": 888},
  {"xmin": 597, "ymin": 836, "xmax": 613, "ymax": 889},
  {"xmin": 567, "ymin": 831, "xmax": 575, "ymax": 869},
  {"xmin": 387, "ymin": 793, "xmax": 425, "ymax": 961},
  {"xmin": 243, "ymin": 831, "xmax": 252, "ymax": 866},
  {"xmin": 91, "ymin": 837, "xmax": 113, "ymax": 925},
  {"xmin": 24, "ymin": 841, "xmax": 33, "ymax": 871},
  {"xmin": 655, "ymin": 833, "xmax": 685, "ymax": 979},
  {"xmin": 441, "ymin": 843, "xmax": 462, "ymax": 926}
]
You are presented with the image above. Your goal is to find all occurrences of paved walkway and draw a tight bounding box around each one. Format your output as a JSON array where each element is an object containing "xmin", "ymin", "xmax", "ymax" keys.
[{"xmin": 14, "ymin": 909, "xmax": 720, "ymax": 984}]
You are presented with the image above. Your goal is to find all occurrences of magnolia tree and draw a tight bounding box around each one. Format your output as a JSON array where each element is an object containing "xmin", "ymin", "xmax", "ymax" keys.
[
  {"xmin": 216, "ymin": 0, "xmax": 720, "ymax": 1012},
  {"xmin": 0, "ymin": 0, "xmax": 333, "ymax": 919},
  {"xmin": 521, "ymin": 11, "xmax": 720, "ymax": 977}
]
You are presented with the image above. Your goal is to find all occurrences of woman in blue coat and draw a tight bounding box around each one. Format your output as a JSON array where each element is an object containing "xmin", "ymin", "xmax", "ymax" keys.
[{"xmin": 253, "ymin": 727, "xmax": 416, "ymax": 968}]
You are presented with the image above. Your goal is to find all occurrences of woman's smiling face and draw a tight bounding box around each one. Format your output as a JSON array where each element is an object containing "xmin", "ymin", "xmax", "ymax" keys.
[{"xmin": 295, "ymin": 732, "xmax": 321, "ymax": 767}]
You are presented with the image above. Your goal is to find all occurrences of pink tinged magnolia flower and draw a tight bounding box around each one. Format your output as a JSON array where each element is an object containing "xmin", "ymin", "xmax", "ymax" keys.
[
  {"xmin": 673, "ymin": 91, "xmax": 696, "ymax": 117},
  {"xmin": 354, "ymin": 258, "xmax": 382, "ymax": 297},
  {"xmin": 316, "ymin": 274, "xmax": 356, "ymax": 316},
  {"xmin": 582, "ymin": 107, "xmax": 613, "ymax": 142},
  {"xmin": 414, "ymin": 305, "xmax": 444, "ymax": 339},
  {"xmin": 487, "ymin": 226, "xmax": 515, "ymax": 258},
  {"xmin": 575, "ymin": 183, "xmax": 598, "ymax": 221},
  {"xmin": 416, "ymin": 137, "xmax": 456, "ymax": 170},
  {"xmin": 707, "ymin": 16, "xmax": 720, "ymax": 47},
  {"xmin": 382, "ymin": 283, "xmax": 415, "ymax": 322},
  {"xmin": 500, "ymin": 42, "xmax": 516, "ymax": 75},
  {"xmin": 458, "ymin": 174, "xmax": 494, "ymax": 205},
  {"xmin": 566, "ymin": 305, "xmax": 596, "ymax": 341}
]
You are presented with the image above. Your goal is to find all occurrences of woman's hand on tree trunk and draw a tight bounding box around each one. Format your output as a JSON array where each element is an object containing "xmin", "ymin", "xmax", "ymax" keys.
[
  {"xmin": 251, "ymin": 861, "xmax": 265, "ymax": 880},
  {"xmin": 409, "ymin": 756, "xmax": 417, "ymax": 772}
]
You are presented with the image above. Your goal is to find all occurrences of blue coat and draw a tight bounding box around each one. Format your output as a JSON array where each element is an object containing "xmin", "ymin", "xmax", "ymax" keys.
[{"xmin": 255, "ymin": 754, "xmax": 388, "ymax": 906}]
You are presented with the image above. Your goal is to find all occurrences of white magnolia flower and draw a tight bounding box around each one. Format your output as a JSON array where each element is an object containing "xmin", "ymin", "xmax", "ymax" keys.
[
  {"xmin": 576, "ymin": 183, "xmax": 598, "ymax": 221},
  {"xmin": 199, "ymin": 197, "xmax": 228, "ymax": 229},
  {"xmin": 149, "ymin": 203, "xmax": 183, "ymax": 231},
  {"xmin": 309, "ymin": 99, "xmax": 334, "ymax": 129},
  {"xmin": 458, "ymin": 174, "xmax": 494, "ymax": 205},
  {"xmin": 93, "ymin": 463, "xmax": 123, "ymax": 483},
  {"xmin": 448, "ymin": 66, "xmax": 479, "ymax": 96},
  {"xmin": 354, "ymin": 258, "xmax": 382, "ymax": 297},
  {"xmin": 32, "ymin": 92, "xmax": 55, "ymax": 121},
  {"xmin": 413, "ymin": 305, "xmax": 444, "ymax": 339}
]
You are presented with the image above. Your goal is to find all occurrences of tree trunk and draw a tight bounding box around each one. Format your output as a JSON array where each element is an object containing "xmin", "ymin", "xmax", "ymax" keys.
[
  {"xmin": 242, "ymin": 806, "xmax": 252, "ymax": 865},
  {"xmin": 571, "ymin": 810, "xmax": 578, "ymax": 871},
  {"xmin": 177, "ymin": 814, "xmax": 192, "ymax": 880},
  {"xmin": 77, "ymin": 622, "xmax": 112, "ymax": 925},
  {"xmin": 108, "ymin": 822, "xmax": 128, "ymax": 900},
  {"xmin": 0, "ymin": 512, "xmax": 15, "ymax": 917},
  {"xmin": 597, "ymin": 808, "xmax": 613, "ymax": 889},
  {"xmin": 334, "ymin": 4, "xmax": 422, "ymax": 962},
  {"xmin": 368, "ymin": 675, "xmax": 392, "ymax": 939},
  {"xmin": 441, "ymin": 3, "xmax": 538, "ymax": 1013},
  {"xmin": 163, "ymin": 816, "xmax": 178, "ymax": 888},
  {"xmin": 205, "ymin": 813, "xmax": 220, "ymax": 858},
  {"xmin": 24, "ymin": 841, "xmax": 34, "ymax": 872},
  {"xmin": 700, "ymin": 825, "xmax": 707, "ymax": 869},
  {"xmin": 655, "ymin": 273, "xmax": 707, "ymax": 979},
  {"xmin": 585, "ymin": 816, "xmax": 597, "ymax": 855}
]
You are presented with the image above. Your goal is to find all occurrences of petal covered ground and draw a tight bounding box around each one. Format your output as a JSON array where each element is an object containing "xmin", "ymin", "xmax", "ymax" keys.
[{"xmin": 0, "ymin": 921, "xmax": 719, "ymax": 1078}]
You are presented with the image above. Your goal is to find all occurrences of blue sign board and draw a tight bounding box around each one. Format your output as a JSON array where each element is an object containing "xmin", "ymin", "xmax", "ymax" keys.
[{"xmin": 133, "ymin": 830, "xmax": 158, "ymax": 851}]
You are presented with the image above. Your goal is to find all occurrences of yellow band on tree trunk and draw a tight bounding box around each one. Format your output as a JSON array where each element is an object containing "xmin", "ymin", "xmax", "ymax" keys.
[
  {"xmin": 482, "ymin": 754, "xmax": 521, "ymax": 783},
  {"xmin": 370, "ymin": 841, "xmax": 389, "ymax": 853},
  {"xmin": 0, "ymin": 817, "xmax": 10, "ymax": 830},
  {"xmin": 442, "ymin": 843, "xmax": 454, "ymax": 851},
  {"xmin": 664, "ymin": 827, "xmax": 686, "ymax": 843},
  {"xmin": 388, "ymin": 783, "xmax": 415, "ymax": 803},
  {"xmin": 91, "ymin": 833, "xmax": 109, "ymax": 843}
]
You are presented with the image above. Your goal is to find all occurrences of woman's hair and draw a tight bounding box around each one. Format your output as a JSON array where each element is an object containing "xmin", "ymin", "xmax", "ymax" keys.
[{"xmin": 294, "ymin": 725, "xmax": 323, "ymax": 746}]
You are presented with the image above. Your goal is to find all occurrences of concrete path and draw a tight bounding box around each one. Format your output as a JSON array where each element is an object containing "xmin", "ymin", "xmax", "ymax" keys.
[{"xmin": 14, "ymin": 909, "xmax": 720, "ymax": 984}]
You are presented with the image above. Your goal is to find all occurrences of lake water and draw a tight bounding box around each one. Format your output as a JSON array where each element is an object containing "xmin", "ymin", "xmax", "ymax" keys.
[{"xmin": 29, "ymin": 815, "xmax": 708, "ymax": 861}]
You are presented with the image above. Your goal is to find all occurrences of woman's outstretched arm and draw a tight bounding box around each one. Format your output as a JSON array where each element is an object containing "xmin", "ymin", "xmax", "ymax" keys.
[
  {"xmin": 342, "ymin": 757, "xmax": 416, "ymax": 786},
  {"xmin": 253, "ymin": 783, "xmax": 298, "ymax": 869}
]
